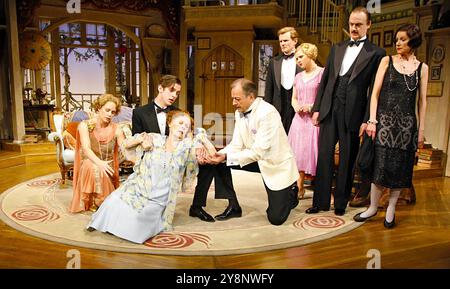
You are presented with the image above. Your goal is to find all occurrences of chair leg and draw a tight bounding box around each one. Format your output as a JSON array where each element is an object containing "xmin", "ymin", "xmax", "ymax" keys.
[{"xmin": 60, "ymin": 169, "xmax": 66, "ymax": 185}]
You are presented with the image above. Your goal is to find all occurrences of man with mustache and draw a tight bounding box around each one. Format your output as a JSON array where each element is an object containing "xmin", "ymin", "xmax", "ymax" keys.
[{"xmin": 306, "ymin": 7, "xmax": 385, "ymax": 216}]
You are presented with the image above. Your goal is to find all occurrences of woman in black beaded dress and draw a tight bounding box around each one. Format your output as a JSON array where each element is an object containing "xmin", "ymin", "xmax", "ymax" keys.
[{"xmin": 353, "ymin": 24, "xmax": 428, "ymax": 228}]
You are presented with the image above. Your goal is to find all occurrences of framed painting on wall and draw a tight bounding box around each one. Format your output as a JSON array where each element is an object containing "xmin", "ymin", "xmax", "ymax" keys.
[
  {"xmin": 383, "ymin": 30, "xmax": 393, "ymax": 48},
  {"xmin": 371, "ymin": 32, "xmax": 381, "ymax": 47}
]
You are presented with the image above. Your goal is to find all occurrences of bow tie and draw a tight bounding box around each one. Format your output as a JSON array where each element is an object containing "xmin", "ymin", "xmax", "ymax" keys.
[
  {"xmin": 241, "ymin": 110, "xmax": 252, "ymax": 118},
  {"xmin": 154, "ymin": 102, "xmax": 169, "ymax": 114},
  {"xmin": 283, "ymin": 53, "xmax": 295, "ymax": 60},
  {"xmin": 348, "ymin": 39, "xmax": 366, "ymax": 47}
]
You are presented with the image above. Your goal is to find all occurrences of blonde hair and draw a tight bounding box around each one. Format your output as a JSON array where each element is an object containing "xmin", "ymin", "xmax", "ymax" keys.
[
  {"xmin": 91, "ymin": 94, "xmax": 121, "ymax": 115},
  {"xmin": 296, "ymin": 43, "xmax": 318, "ymax": 61},
  {"xmin": 277, "ymin": 27, "xmax": 299, "ymax": 42}
]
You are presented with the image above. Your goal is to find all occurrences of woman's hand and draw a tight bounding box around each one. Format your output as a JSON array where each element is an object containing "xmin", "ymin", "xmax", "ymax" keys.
[
  {"xmin": 418, "ymin": 130, "xmax": 425, "ymax": 149},
  {"xmin": 141, "ymin": 134, "xmax": 153, "ymax": 151},
  {"xmin": 366, "ymin": 123, "xmax": 377, "ymax": 140},
  {"xmin": 98, "ymin": 160, "xmax": 114, "ymax": 177},
  {"xmin": 195, "ymin": 147, "xmax": 208, "ymax": 165}
]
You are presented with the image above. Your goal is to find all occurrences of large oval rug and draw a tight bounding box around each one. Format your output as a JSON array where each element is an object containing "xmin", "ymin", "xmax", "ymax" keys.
[{"xmin": 0, "ymin": 170, "xmax": 365, "ymax": 255}]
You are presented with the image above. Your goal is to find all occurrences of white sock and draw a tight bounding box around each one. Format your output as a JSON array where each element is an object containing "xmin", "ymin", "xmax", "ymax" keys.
[
  {"xmin": 386, "ymin": 189, "xmax": 401, "ymax": 222},
  {"xmin": 360, "ymin": 183, "xmax": 383, "ymax": 218}
]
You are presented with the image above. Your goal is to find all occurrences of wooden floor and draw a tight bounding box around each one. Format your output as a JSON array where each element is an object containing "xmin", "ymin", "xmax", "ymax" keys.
[{"xmin": 0, "ymin": 160, "xmax": 449, "ymax": 269}]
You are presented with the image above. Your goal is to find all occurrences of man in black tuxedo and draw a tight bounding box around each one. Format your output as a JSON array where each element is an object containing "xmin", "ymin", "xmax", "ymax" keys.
[
  {"xmin": 132, "ymin": 75, "xmax": 180, "ymax": 136},
  {"xmin": 306, "ymin": 7, "xmax": 385, "ymax": 216},
  {"xmin": 264, "ymin": 26, "xmax": 302, "ymax": 133}
]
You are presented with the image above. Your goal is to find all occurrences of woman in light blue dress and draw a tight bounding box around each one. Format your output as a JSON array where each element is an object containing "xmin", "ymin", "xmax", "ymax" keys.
[{"xmin": 87, "ymin": 110, "xmax": 198, "ymax": 243}]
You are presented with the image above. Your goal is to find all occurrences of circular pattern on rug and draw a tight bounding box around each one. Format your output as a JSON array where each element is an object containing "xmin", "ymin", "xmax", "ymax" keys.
[{"xmin": 0, "ymin": 171, "xmax": 365, "ymax": 255}]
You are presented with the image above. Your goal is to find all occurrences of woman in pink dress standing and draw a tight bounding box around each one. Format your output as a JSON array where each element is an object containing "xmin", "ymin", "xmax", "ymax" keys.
[{"xmin": 288, "ymin": 43, "xmax": 324, "ymax": 199}]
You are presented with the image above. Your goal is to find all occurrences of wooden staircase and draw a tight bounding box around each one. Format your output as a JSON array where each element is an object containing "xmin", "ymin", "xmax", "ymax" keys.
[{"xmin": 0, "ymin": 141, "xmax": 56, "ymax": 169}]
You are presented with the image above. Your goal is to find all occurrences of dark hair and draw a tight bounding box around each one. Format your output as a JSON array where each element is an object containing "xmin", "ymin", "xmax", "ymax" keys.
[
  {"xmin": 396, "ymin": 24, "xmax": 422, "ymax": 50},
  {"xmin": 230, "ymin": 78, "xmax": 257, "ymax": 98},
  {"xmin": 351, "ymin": 6, "xmax": 371, "ymax": 24},
  {"xmin": 159, "ymin": 74, "xmax": 181, "ymax": 89},
  {"xmin": 166, "ymin": 109, "xmax": 194, "ymax": 132}
]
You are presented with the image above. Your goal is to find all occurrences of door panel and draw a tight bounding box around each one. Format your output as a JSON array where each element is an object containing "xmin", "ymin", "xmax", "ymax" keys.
[{"xmin": 201, "ymin": 45, "xmax": 243, "ymax": 147}]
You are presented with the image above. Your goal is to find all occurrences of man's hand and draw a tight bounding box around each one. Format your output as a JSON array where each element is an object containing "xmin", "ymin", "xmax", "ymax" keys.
[
  {"xmin": 312, "ymin": 112, "xmax": 320, "ymax": 126},
  {"xmin": 206, "ymin": 152, "xmax": 226, "ymax": 165}
]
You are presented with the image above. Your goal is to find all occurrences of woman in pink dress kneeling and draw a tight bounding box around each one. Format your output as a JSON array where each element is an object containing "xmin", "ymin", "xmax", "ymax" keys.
[{"xmin": 288, "ymin": 43, "xmax": 324, "ymax": 199}]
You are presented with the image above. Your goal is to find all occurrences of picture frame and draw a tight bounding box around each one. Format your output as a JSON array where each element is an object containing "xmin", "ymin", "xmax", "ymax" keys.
[
  {"xmin": 371, "ymin": 32, "xmax": 381, "ymax": 47},
  {"xmin": 197, "ymin": 37, "xmax": 210, "ymax": 50},
  {"xmin": 427, "ymin": 81, "xmax": 443, "ymax": 97},
  {"xmin": 383, "ymin": 30, "xmax": 393, "ymax": 48},
  {"xmin": 430, "ymin": 65, "xmax": 441, "ymax": 80},
  {"xmin": 431, "ymin": 45, "xmax": 445, "ymax": 63}
]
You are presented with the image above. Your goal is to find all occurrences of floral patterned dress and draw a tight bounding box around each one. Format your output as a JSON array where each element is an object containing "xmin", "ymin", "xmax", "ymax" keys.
[{"xmin": 87, "ymin": 134, "xmax": 198, "ymax": 244}]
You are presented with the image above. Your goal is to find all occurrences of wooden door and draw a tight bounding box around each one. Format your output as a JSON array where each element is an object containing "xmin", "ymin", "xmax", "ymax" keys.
[{"xmin": 200, "ymin": 45, "xmax": 243, "ymax": 147}]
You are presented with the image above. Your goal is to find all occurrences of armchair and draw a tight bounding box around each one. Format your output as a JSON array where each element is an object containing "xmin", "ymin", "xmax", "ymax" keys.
[{"xmin": 48, "ymin": 114, "xmax": 76, "ymax": 184}]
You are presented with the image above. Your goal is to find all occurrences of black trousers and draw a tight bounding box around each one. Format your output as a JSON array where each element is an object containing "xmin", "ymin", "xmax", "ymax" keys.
[
  {"xmin": 280, "ymin": 88, "xmax": 295, "ymax": 134},
  {"xmin": 192, "ymin": 163, "xmax": 238, "ymax": 207},
  {"xmin": 230, "ymin": 162, "xmax": 297, "ymax": 226},
  {"xmin": 313, "ymin": 100, "xmax": 360, "ymax": 210}
]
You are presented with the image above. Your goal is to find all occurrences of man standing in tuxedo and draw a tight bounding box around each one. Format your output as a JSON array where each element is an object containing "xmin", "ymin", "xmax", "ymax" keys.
[
  {"xmin": 306, "ymin": 7, "xmax": 385, "ymax": 216},
  {"xmin": 207, "ymin": 78, "xmax": 299, "ymax": 225},
  {"xmin": 264, "ymin": 26, "xmax": 302, "ymax": 133},
  {"xmin": 132, "ymin": 74, "xmax": 181, "ymax": 136}
]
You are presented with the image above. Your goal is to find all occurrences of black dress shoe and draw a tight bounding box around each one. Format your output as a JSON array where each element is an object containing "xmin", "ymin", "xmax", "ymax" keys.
[
  {"xmin": 353, "ymin": 211, "xmax": 377, "ymax": 222},
  {"xmin": 305, "ymin": 206, "xmax": 320, "ymax": 214},
  {"xmin": 189, "ymin": 206, "xmax": 215, "ymax": 222},
  {"xmin": 384, "ymin": 215, "xmax": 396, "ymax": 229},
  {"xmin": 334, "ymin": 208, "xmax": 345, "ymax": 216},
  {"xmin": 214, "ymin": 205, "xmax": 242, "ymax": 221}
]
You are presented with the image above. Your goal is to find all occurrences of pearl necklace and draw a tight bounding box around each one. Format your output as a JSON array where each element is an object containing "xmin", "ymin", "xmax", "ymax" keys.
[{"xmin": 399, "ymin": 55, "xmax": 419, "ymax": 92}]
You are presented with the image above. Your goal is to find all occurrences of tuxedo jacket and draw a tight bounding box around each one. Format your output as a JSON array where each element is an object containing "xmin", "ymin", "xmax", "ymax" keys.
[
  {"xmin": 264, "ymin": 54, "xmax": 302, "ymax": 112},
  {"xmin": 220, "ymin": 97, "xmax": 299, "ymax": 191},
  {"xmin": 312, "ymin": 40, "xmax": 385, "ymax": 132},
  {"xmin": 131, "ymin": 103, "xmax": 178, "ymax": 135}
]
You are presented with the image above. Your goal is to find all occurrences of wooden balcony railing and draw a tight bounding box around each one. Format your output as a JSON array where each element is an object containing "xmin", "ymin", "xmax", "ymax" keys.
[
  {"xmin": 61, "ymin": 93, "xmax": 102, "ymax": 112},
  {"xmin": 288, "ymin": 0, "xmax": 346, "ymax": 45},
  {"xmin": 184, "ymin": 0, "xmax": 278, "ymax": 7}
]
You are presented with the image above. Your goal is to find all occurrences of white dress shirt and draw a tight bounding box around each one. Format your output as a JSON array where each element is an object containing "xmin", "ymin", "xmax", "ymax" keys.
[
  {"xmin": 226, "ymin": 100, "xmax": 258, "ymax": 166},
  {"xmin": 281, "ymin": 55, "xmax": 296, "ymax": 90},
  {"xmin": 154, "ymin": 105, "xmax": 167, "ymax": 134},
  {"xmin": 339, "ymin": 36, "xmax": 367, "ymax": 76}
]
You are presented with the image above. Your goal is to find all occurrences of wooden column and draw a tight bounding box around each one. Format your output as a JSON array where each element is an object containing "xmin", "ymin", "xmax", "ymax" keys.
[
  {"xmin": 6, "ymin": 0, "xmax": 25, "ymax": 143},
  {"xmin": 52, "ymin": 28, "xmax": 62, "ymax": 108},
  {"xmin": 139, "ymin": 50, "xmax": 148, "ymax": 105}
]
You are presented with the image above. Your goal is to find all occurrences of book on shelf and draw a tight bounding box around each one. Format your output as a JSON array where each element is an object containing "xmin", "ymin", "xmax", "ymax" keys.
[
  {"xmin": 416, "ymin": 162, "xmax": 442, "ymax": 169},
  {"xmin": 418, "ymin": 154, "xmax": 443, "ymax": 161},
  {"xmin": 417, "ymin": 159, "xmax": 442, "ymax": 165},
  {"xmin": 417, "ymin": 148, "xmax": 443, "ymax": 156}
]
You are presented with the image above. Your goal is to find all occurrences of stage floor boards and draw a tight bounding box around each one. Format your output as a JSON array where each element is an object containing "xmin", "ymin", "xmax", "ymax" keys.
[{"xmin": 0, "ymin": 160, "xmax": 449, "ymax": 268}]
